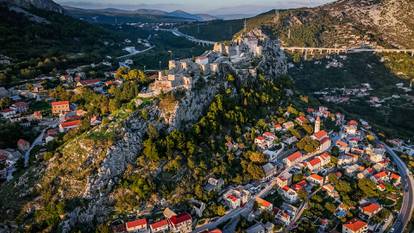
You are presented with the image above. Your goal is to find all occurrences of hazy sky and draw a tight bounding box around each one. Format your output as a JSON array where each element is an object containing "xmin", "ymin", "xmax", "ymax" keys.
[{"xmin": 58, "ymin": 0, "xmax": 336, "ymax": 13}]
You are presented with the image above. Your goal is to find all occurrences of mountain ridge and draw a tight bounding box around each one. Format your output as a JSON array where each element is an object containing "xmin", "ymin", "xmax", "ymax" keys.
[
  {"xmin": 0, "ymin": 0, "xmax": 64, "ymax": 13},
  {"xmin": 245, "ymin": 0, "xmax": 414, "ymax": 48},
  {"xmin": 63, "ymin": 6, "xmax": 217, "ymax": 22}
]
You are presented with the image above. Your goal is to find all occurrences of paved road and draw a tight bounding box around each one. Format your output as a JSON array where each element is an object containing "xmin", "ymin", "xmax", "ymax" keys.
[
  {"xmin": 160, "ymin": 28, "xmax": 216, "ymax": 46},
  {"xmin": 117, "ymin": 45, "xmax": 155, "ymax": 59},
  {"xmin": 24, "ymin": 128, "xmax": 47, "ymax": 167},
  {"xmin": 286, "ymin": 186, "xmax": 322, "ymax": 232},
  {"xmin": 381, "ymin": 143, "xmax": 414, "ymax": 233},
  {"xmin": 24, "ymin": 119, "xmax": 59, "ymax": 167}
]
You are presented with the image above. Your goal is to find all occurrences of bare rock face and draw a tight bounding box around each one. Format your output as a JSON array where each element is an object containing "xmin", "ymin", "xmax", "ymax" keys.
[
  {"xmin": 170, "ymin": 80, "xmax": 222, "ymax": 130},
  {"xmin": 60, "ymin": 107, "xmax": 161, "ymax": 232},
  {"xmin": 259, "ymin": 40, "xmax": 288, "ymax": 79}
]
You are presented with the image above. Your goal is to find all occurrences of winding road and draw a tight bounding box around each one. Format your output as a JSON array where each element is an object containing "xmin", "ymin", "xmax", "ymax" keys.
[
  {"xmin": 381, "ymin": 142, "xmax": 414, "ymax": 233},
  {"xmin": 24, "ymin": 128, "xmax": 46, "ymax": 167},
  {"xmin": 159, "ymin": 28, "xmax": 216, "ymax": 46}
]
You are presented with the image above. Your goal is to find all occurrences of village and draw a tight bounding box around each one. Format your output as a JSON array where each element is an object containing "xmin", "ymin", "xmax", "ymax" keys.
[
  {"xmin": 313, "ymin": 82, "xmax": 413, "ymax": 109},
  {"xmin": 104, "ymin": 103, "xmax": 408, "ymax": 233},
  {"xmin": 0, "ymin": 32, "xmax": 412, "ymax": 233}
]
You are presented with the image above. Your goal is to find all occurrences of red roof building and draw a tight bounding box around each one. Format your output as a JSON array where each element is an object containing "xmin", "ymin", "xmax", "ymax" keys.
[
  {"xmin": 274, "ymin": 123, "xmax": 282, "ymax": 130},
  {"xmin": 284, "ymin": 151, "xmax": 303, "ymax": 167},
  {"xmin": 168, "ymin": 213, "xmax": 192, "ymax": 233},
  {"xmin": 293, "ymin": 180, "xmax": 307, "ymax": 191},
  {"xmin": 150, "ymin": 219, "xmax": 169, "ymax": 233},
  {"xmin": 377, "ymin": 183, "xmax": 386, "ymax": 191},
  {"xmin": 77, "ymin": 79, "xmax": 102, "ymax": 87},
  {"xmin": 361, "ymin": 203, "xmax": 382, "ymax": 218},
  {"xmin": 295, "ymin": 115, "xmax": 307, "ymax": 125},
  {"xmin": 314, "ymin": 130, "xmax": 328, "ymax": 140},
  {"xmin": 372, "ymin": 171, "xmax": 389, "ymax": 182},
  {"xmin": 348, "ymin": 120, "xmax": 358, "ymax": 126},
  {"xmin": 126, "ymin": 218, "xmax": 147, "ymax": 232},
  {"xmin": 51, "ymin": 101, "xmax": 70, "ymax": 115},
  {"xmin": 59, "ymin": 120, "xmax": 81, "ymax": 133},
  {"xmin": 255, "ymin": 136, "xmax": 265, "ymax": 143},
  {"xmin": 256, "ymin": 197, "xmax": 273, "ymax": 211},
  {"xmin": 343, "ymin": 219, "xmax": 367, "ymax": 233},
  {"xmin": 307, "ymin": 174, "xmax": 324, "ymax": 185}
]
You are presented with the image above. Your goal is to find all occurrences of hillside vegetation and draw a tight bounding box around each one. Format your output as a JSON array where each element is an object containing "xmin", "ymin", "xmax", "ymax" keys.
[
  {"xmin": 179, "ymin": 19, "xmax": 244, "ymax": 42},
  {"xmin": 0, "ymin": 5, "xmax": 119, "ymax": 61},
  {"xmin": 244, "ymin": 0, "xmax": 414, "ymax": 48}
]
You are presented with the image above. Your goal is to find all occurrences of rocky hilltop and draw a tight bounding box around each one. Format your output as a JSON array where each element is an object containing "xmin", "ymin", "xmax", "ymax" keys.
[
  {"xmin": 322, "ymin": 0, "xmax": 414, "ymax": 48},
  {"xmin": 0, "ymin": 34, "xmax": 287, "ymax": 231},
  {"xmin": 249, "ymin": 0, "xmax": 414, "ymax": 48}
]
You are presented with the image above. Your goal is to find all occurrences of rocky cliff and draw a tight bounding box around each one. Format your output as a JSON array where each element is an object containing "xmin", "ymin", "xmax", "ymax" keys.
[{"xmin": 60, "ymin": 107, "xmax": 162, "ymax": 232}]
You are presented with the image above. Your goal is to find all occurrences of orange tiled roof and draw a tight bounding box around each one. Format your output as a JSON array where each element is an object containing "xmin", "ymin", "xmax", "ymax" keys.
[
  {"xmin": 287, "ymin": 151, "xmax": 302, "ymax": 162},
  {"xmin": 362, "ymin": 203, "xmax": 381, "ymax": 214},
  {"xmin": 343, "ymin": 219, "xmax": 367, "ymax": 232},
  {"xmin": 309, "ymin": 174, "xmax": 323, "ymax": 181}
]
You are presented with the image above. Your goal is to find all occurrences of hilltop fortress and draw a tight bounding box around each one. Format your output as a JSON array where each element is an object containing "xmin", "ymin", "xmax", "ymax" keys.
[{"xmin": 150, "ymin": 30, "xmax": 284, "ymax": 94}]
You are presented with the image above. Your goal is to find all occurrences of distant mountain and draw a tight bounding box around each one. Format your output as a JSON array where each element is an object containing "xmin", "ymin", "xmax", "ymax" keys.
[
  {"xmin": 0, "ymin": 0, "xmax": 64, "ymax": 13},
  {"xmin": 244, "ymin": 0, "xmax": 414, "ymax": 48},
  {"xmin": 64, "ymin": 6, "xmax": 218, "ymax": 24},
  {"xmin": 58, "ymin": 1, "xmax": 185, "ymax": 12},
  {"xmin": 0, "ymin": 0, "xmax": 119, "ymax": 62}
]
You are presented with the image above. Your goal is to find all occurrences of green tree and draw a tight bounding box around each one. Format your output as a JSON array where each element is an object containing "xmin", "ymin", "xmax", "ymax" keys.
[
  {"xmin": 0, "ymin": 97, "xmax": 12, "ymax": 109},
  {"xmin": 142, "ymin": 139, "xmax": 159, "ymax": 161},
  {"xmin": 325, "ymin": 202, "xmax": 336, "ymax": 214},
  {"xmin": 357, "ymin": 178, "xmax": 379, "ymax": 198},
  {"xmin": 246, "ymin": 151, "xmax": 267, "ymax": 163}
]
